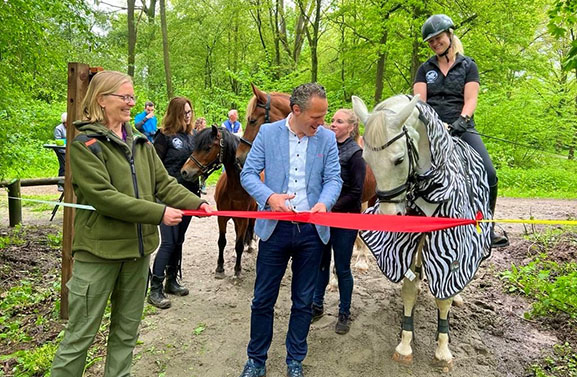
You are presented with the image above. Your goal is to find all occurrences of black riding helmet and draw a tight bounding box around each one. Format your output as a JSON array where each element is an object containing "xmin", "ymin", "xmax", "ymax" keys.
[{"xmin": 421, "ymin": 14, "xmax": 454, "ymax": 42}]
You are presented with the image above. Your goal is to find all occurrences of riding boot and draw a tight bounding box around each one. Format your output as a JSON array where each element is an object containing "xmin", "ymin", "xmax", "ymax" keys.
[
  {"xmin": 489, "ymin": 184, "xmax": 509, "ymax": 248},
  {"xmin": 147, "ymin": 275, "xmax": 171, "ymax": 309},
  {"xmin": 165, "ymin": 266, "xmax": 189, "ymax": 296}
]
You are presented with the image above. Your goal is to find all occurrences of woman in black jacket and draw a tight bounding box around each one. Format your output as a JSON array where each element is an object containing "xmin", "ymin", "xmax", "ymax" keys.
[
  {"xmin": 413, "ymin": 14, "xmax": 508, "ymax": 248},
  {"xmin": 148, "ymin": 97, "xmax": 201, "ymax": 308},
  {"xmin": 312, "ymin": 109, "xmax": 365, "ymax": 334}
]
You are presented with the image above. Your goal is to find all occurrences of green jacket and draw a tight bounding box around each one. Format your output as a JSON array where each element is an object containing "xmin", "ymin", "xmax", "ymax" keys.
[{"xmin": 70, "ymin": 121, "xmax": 206, "ymax": 261}]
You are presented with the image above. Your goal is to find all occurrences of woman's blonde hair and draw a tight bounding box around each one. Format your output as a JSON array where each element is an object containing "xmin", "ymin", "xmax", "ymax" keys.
[
  {"xmin": 82, "ymin": 70, "xmax": 133, "ymax": 124},
  {"xmin": 161, "ymin": 97, "xmax": 194, "ymax": 135},
  {"xmin": 449, "ymin": 31, "xmax": 464, "ymax": 60},
  {"xmin": 336, "ymin": 108, "xmax": 361, "ymax": 142}
]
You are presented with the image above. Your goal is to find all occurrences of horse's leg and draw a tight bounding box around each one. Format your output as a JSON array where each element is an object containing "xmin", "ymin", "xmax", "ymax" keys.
[
  {"xmin": 433, "ymin": 298, "xmax": 454, "ymax": 371},
  {"xmin": 233, "ymin": 218, "xmax": 248, "ymax": 278},
  {"xmin": 393, "ymin": 241, "xmax": 424, "ymax": 365},
  {"xmin": 392, "ymin": 274, "xmax": 419, "ymax": 365},
  {"xmin": 215, "ymin": 216, "xmax": 228, "ymax": 279},
  {"xmin": 328, "ymin": 262, "xmax": 338, "ymax": 292},
  {"xmin": 353, "ymin": 202, "xmax": 370, "ymax": 272},
  {"xmin": 246, "ymin": 218, "xmax": 257, "ymax": 253},
  {"xmin": 353, "ymin": 236, "xmax": 370, "ymax": 272}
]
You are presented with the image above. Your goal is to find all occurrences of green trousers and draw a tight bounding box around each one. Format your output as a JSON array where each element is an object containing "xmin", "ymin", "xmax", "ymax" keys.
[{"xmin": 51, "ymin": 255, "xmax": 150, "ymax": 377}]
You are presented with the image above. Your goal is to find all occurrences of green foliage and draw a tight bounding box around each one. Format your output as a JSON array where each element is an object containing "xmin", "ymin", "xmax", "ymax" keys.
[
  {"xmin": 0, "ymin": 343, "xmax": 58, "ymax": 377},
  {"xmin": 498, "ymin": 161, "xmax": 577, "ymax": 199},
  {"xmin": 1, "ymin": 0, "xmax": 576, "ymax": 201},
  {"xmin": 0, "ymin": 224, "xmax": 25, "ymax": 249},
  {"xmin": 0, "ymin": 279, "xmax": 60, "ymax": 345},
  {"xmin": 532, "ymin": 343, "xmax": 577, "ymax": 377},
  {"xmin": 501, "ymin": 228, "xmax": 577, "ymax": 319}
]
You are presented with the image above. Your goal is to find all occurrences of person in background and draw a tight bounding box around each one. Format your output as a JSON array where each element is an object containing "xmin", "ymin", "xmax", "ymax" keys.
[
  {"xmin": 222, "ymin": 109, "xmax": 243, "ymax": 137},
  {"xmin": 135, "ymin": 101, "xmax": 157, "ymax": 142},
  {"xmin": 194, "ymin": 117, "xmax": 207, "ymax": 134},
  {"xmin": 50, "ymin": 71, "xmax": 212, "ymax": 377},
  {"xmin": 413, "ymin": 14, "xmax": 508, "ymax": 248},
  {"xmin": 239, "ymin": 83, "xmax": 342, "ymax": 377},
  {"xmin": 194, "ymin": 117, "xmax": 208, "ymax": 194},
  {"xmin": 53, "ymin": 112, "xmax": 67, "ymax": 192},
  {"xmin": 148, "ymin": 97, "xmax": 201, "ymax": 309},
  {"xmin": 311, "ymin": 109, "xmax": 365, "ymax": 335}
]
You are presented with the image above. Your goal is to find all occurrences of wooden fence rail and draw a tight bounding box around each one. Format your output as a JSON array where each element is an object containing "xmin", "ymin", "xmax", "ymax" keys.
[{"xmin": 1, "ymin": 177, "xmax": 63, "ymax": 227}]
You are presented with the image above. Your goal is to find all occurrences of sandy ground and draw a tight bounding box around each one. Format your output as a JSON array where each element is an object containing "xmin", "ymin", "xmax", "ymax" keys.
[{"xmin": 3, "ymin": 185, "xmax": 576, "ymax": 376}]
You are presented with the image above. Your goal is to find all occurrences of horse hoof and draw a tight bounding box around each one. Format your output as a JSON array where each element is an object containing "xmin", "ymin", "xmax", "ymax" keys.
[
  {"xmin": 432, "ymin": 357, "xmax": 454, "ymax": 372},
  {"xmin": 215, "ymin": 271, "xmax": 226, "ymax": 279},
  {"xmin": 452, "ymin": 294, "xmax": 464, "ymax": 307},
  {"xmin": 354, "ymin": 261, "xmax": 369, "ymax": 273},
  {"xmin": 392, "ymin": 351, "xmax": 413, "ymax": 365},
  {"xmin": 233, "ymin": 272, "xmax": 242, "ymax": 279}
]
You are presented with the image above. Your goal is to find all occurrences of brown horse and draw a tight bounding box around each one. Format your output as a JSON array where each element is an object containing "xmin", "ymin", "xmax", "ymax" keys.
[
  {"xmin": 181, "ymin": 126, "xmax": 256, "ymax": 279},
  {"xmin": 238, "ymin": 84, "xmax": 377, "ymax": 271}
]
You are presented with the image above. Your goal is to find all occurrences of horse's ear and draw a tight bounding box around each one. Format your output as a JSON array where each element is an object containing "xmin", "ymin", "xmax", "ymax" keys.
[
  {"xmin": 211, "ymin": 125, "xmax": 218, "ymax": 136},
  {"xmin": 392, "ymin": 95, "xmax": 419, "ymax": 129},
  {"xmin": 352, "ymin": 96, "xmax": 369, "ymax": 125},
  {"xmin": 251, "ymin": 83, "xmax": 268, "ymax": 103}
]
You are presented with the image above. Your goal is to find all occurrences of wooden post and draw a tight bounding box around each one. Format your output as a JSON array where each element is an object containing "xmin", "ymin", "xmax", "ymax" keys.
[
  {"xmin": 7, "ymin": 179, "xmax": 21, "ymax": 227},
  {"xmin": 60, "ymin": 63, "xmax": 91, "ymax": 319}
]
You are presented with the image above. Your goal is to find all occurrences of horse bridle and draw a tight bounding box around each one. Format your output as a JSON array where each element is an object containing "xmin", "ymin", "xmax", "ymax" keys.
[
  {"xmin": 187, "ymin": 134, "xmax": 225, "ymax": 178},
  {"xmin": 364, "ymin": 125, "xmax": 420, "ymax": 204},
  {"xmin": 240, "ymin": 94, "xmax": 271, "ymax": 148}
]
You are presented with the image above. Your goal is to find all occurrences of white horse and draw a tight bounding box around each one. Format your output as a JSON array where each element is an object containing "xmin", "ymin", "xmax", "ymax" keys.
[{"xmin": 352, "ymin": 94, "xmax": 492, "ymax": 370}]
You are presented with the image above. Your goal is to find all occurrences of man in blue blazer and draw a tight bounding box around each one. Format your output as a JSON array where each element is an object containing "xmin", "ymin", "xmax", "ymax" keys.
[{"xmin": 239, "ymin": 83, "xmax": 342, "ymax": 377}]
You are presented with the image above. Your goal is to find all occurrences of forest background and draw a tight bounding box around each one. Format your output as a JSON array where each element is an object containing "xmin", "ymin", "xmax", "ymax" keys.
[{"xmin": 1, "ymin": 0, "xmax": 577, "ymax": 198}]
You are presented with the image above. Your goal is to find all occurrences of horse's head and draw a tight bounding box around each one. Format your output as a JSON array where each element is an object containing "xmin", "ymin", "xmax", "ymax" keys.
[
  {"xmin": 181, "ymin": 125, "xmax": 224, "ymax": 181},
  {"xmin": 235, "ymin": 83, "xmax": 291, "ymax": 168},
  {"xmin": 353, "ymin": 95, "xmax": 422, "ymax": 215}
]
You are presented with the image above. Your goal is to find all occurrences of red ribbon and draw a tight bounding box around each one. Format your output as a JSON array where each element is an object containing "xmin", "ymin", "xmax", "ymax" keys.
[{"xmin": 182, "ymin": 209, "xmax": 480, "ymax": 233}]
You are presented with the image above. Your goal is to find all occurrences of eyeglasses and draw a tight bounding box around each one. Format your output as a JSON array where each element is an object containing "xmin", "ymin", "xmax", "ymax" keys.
[
  {"xmin": 107, "ymin": 94, "xmax": 136, "ymax": 103},
  {"xmin": 184, "ymin": 110, "xmax": 192, "ymax": 117}
]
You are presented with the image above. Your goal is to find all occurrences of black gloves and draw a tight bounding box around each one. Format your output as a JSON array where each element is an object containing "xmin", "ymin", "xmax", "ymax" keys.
[{"xmin": 449, "ymin": 115, "xmax": 471, "ymax": 137}]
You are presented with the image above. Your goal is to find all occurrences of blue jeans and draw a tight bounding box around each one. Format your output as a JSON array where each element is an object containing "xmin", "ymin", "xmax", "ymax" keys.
[
  {"xmin": 152, "ymin": 216, "xmax": 192, "ymax": 276},
  {"xmin": 313, "ymin": 227, "xmax": 357, "ymax": 316},
  {"xmin": 247, "ymin": 221, "xmax": 324, "ymax": 367}
]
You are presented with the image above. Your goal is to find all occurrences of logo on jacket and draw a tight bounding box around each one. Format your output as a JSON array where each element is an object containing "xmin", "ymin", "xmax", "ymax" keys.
[
  {"xmin": 426, "ymin": 70, "xmax": 438, "ymax": 84},
  {"xmin": 172, "ymin": 138, "xmax": 183, "ymax": 149}
]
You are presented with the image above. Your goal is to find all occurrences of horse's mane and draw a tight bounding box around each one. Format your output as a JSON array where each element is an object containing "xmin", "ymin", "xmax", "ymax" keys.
[
  {"xmin": 194, "ymin": 127, "xmax": 239, "ymax": 166},
  {"xmin": 364, "ymin": 95, "xmax": 412, "ymax": 149}
]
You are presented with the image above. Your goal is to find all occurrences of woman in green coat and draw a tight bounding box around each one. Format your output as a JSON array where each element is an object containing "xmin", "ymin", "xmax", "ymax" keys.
[{"xmin": 51, "ymin": 70, "xmax": 212, "ymax": 377}]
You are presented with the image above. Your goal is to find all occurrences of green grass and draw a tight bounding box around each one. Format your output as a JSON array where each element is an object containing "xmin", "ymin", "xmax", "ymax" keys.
[
  {"xmin": 501, "ymin": 227, "xmax": 577, "ymax": 376},
  {"xmin": 499, "ymin": 165, "xmax": 577, "ymax": 199}
]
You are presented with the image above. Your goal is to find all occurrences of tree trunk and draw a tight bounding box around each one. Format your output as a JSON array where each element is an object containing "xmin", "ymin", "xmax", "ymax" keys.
[
  {"xmin": 127, "ymin": 0, "xmax": 136, "ymax": 77},
  {"xmin": 159, "ymin": 0, "xmax": 173, "ymax": 99},
  {"xmin": 374, "ymin": 4, "xmax": 400, "ymax": 102}
]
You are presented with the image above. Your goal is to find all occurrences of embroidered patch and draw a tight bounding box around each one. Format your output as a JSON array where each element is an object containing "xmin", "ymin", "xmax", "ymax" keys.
[
  {"xmin": 426, "ymin": 70, "xmax": 438, "ymax": 84},
  {"xmin": 172, "ymin": 138, "xmax": 183, "ymax": 149}
]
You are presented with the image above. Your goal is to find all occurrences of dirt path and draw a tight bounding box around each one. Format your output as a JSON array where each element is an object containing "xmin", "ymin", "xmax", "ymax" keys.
[{"xmin": 5, "ymin": 187, "xmax": 577, "ymax": 376}]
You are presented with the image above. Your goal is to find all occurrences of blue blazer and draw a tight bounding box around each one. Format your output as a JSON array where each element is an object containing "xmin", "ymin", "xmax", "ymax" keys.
[{"xmin": 240, "ymin": 118, "xmax": 343, "ymax": 244}]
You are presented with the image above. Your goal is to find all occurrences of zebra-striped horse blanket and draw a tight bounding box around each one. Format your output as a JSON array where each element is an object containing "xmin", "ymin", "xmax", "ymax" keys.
[{"xmin": 360, "ymin": 101, "xmax": 492, "ymax": 299}]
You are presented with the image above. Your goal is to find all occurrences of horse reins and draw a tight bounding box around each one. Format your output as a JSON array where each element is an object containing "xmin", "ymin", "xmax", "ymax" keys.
[
  {"xmin": 364, "ymin": 125, "xmax": 420, "ymax": 204},
  {"xmin": 187, "ymin": 134, "xmax": 225, "ymax": 178},
  {"xmin": 240, "ymin": 94, "xmax": 272, "ymax": 148}
]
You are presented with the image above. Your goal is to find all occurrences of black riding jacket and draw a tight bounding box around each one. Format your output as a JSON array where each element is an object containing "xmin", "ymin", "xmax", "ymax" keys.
[
  {"xmin": 154, "ymin": 132, "xmax": 200, "ymax": 195},
  {"xmin": 414, "ymin": 53, "xmax": 480, "ymax": 125},
  {"xmin": 332, "ymin": 137, "xmax": 365, "ymax": 214}
]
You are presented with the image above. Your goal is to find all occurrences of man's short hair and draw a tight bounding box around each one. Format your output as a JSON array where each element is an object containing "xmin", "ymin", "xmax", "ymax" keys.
[
  {"xmin": 145, "ymin": 101, "xmax": 155, "ymax": 108},
  {"xmin": 61, "ymin": 112, "xmax": 67, "ymax": 123},
  {"xmin": 228, "ymin": 109, "xmax": 238, "ymax": 118},
  {"xmin": 290, "ymin": 83, "xmax": 326, "ymax": 111}
]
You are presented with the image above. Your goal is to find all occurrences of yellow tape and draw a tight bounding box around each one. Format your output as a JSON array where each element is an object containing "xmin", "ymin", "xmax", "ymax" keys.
[{"xmin": 479, "ymin": 219, "xmax": 577, "ymax": 226}]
